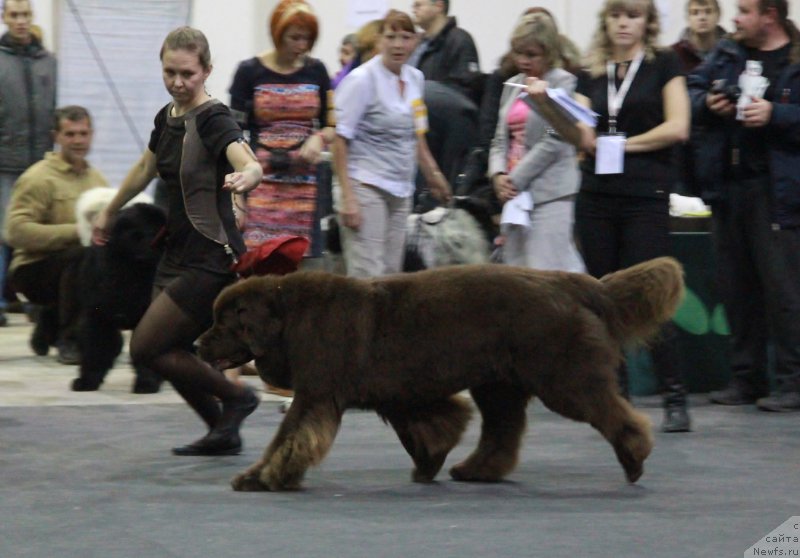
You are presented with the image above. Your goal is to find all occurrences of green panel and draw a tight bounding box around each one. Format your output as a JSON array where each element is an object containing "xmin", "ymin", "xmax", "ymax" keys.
[
  {"xmin": 673, "ymin": 288, "xmax": 710, "ymax": 335},
  {"xmin": 628, "ymin": 230, "xmax": 732, "ymax": 395}
]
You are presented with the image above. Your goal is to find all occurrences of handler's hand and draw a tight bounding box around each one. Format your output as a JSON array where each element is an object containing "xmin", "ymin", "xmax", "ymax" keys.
[
  {"xmin": 493, "ymin": 173, "xmax": 518, "ymax": 204},
  {"xmin": 429, "ymin": 173, "xmax": 452, "ymax": 204},
  {"xmin": 525, "ymin": 76, "xmax": 549, "ymax": 103},
  {"xmin": 299, "ymin": 133, "xmax": 323, "ymax": 165},
  {"xmin": 741, "ymin": 97, "xmax": 772, "ymax": 128},
  {"xmin": 223, "ymin": 168, "xmax": 261, "ymax": 194},
  {"xmin": 91, "ymin": 209, "xmax": 111, "ymax": 246},
  {"xmin": 707, "ymin": 92, "xmax": 736, "ymax": 117},
  {"xmin": 339, "ymin": 191, "xmax": 361, "ymax": 230}
]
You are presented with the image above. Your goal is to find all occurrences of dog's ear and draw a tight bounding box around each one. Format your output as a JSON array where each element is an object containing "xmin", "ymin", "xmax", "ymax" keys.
[{"xmin": 235, "ymin": 280, "xmax": 284, "ymax": 358}]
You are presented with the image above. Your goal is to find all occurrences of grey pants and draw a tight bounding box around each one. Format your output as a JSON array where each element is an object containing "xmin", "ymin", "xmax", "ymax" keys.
[{"xmin": 341, "ymin": 180, "xmax": 412, "ymax": 278}]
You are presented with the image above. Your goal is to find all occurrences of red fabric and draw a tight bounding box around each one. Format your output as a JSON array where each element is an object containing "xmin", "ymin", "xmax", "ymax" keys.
[{"xmin": 232, "ymin": 235, "xmax": 309, "ymax": 277}]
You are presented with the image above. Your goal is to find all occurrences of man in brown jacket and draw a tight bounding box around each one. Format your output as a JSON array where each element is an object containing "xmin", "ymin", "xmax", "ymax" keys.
[{"xmin": 5, "ymin": 106, "xmax": 108, "ymax": 363}]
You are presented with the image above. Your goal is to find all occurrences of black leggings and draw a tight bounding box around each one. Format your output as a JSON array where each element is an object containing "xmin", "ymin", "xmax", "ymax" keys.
[{"xmin": 130, "ymin": 287, "xmax": 246, "ymax": 431}]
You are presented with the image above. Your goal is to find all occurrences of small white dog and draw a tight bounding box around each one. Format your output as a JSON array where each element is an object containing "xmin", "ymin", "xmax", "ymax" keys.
[{"xmin": 75, "ymin": 187, "xmax": 154, "ymax": 246}]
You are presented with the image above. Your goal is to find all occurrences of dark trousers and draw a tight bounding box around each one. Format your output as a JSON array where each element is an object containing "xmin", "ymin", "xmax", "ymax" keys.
[
  {"xmin": 712, "ymin": 177, "xmax": 800, "ymax": 394},
  {"xmin": 8, "ymin": 247, "xmax": 83, "ymax": 344},
  {"xmin": 575, "ymin": 190, "xmax": 686, "ymax": 406}
]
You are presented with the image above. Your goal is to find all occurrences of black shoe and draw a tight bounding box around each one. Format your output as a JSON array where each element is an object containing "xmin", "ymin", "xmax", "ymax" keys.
[
  {"xmin": 0, "ymin": 311, "xmax": 7, "ymax": 327},
  {"xmin": 172, "ymin": 432, "xmax": 243, "ymax": 456},
  {"xmin": 57, "ymin": 342, "xmax": 81, "ymax": 365},
  {"xmin": 756, "ymin": 392, "xmax": 800, "ymax": 412},
  {"xmin": 709, "ymin": 382, "xmax": 766, "ymax": 406},
  {"xmin": 661, "ymin": 406, "xmax": 691, "ymax": 432}
]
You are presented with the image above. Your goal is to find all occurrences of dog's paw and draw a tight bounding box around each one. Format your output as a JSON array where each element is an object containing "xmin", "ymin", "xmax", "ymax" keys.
[
  {"xmin": 258, "ymin": 466, "xmax": 301, "ymax": 492},
  {"xmin": 412, "ymin": 469, "xmax": 438, "ymax": 483},
  {"xmin": 132, "ymin": 378, "xmax": 162, "ymax": 394},
  {"xmin": 449, "ymin": 461, "xmax": 502, "ymax": 483},
  {"xmin": 624, "ymin": 462, "xmax": 644, "ymax": 484},
  {"xmin": 411, "ymin": 451, "xmax": 448, "ymax": 483},
  {"xmin": 231, "ymin": 471, "xmax": 268, "ymax": 492},
  {"xmin": 71, "ymin": 377, "xmax": 101, "ymax": 392}
]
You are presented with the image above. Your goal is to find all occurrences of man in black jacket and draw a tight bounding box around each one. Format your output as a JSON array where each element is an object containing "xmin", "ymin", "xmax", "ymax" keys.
[
  {"xmin": 410, "ymin": 0, "xmax": 482, "ymax": 205},
  {"xmin": 410, "ymin": 0, "xmax": 481, "ymax": 103},
  {"xmin": 688, "ymin": 0, "xmax": 800, "ymax": 412}
]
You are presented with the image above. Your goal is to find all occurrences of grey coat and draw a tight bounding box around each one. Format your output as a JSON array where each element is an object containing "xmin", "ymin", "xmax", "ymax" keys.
[
  {"xmin": 488, "ymin": 68, "xmax": 579, "ymax": 205},
  {"xmin": 0, "ymin": 34, "xmax": 57, "ymax": 173}
]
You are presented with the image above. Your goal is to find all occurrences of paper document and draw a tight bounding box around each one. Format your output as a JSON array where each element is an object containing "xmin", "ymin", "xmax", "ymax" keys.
[
  {"xmin": 500, "ymin": 191, "xmax": 534, "ymax": 228},
  {"xmin": 505, "ymin": 82, "xmax": 599, "ymax": 127},
  {"xmin": 544, "ymin": 88, "xmax": 598, "ymax": 127}
]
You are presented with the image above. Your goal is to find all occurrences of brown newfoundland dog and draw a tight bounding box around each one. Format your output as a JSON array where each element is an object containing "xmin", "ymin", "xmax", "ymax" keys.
[{"xmin": 198, "ymin": 258, "xmax": 684, "ymax": 492}]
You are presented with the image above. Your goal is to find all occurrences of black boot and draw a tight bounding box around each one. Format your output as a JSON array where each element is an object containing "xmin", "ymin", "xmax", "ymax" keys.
[
  {"xmin": 653, "ymin": 324, "xmax": 691, "ymax": 433},
  {"xmin": 662, "ymin": 404, "xmax": 691, "ymax": 432}
]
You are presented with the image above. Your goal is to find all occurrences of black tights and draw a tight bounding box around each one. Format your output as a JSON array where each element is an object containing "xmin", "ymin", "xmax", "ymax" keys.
[{"xmin": 130, "ymin": 288, "xmax": 245, "ymax": 431}]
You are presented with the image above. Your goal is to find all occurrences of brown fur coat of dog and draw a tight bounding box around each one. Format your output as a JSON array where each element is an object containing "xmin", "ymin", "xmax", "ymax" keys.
[{"xmin": 198, "ymin": 258, "xmax": 684, "ymax": 492}]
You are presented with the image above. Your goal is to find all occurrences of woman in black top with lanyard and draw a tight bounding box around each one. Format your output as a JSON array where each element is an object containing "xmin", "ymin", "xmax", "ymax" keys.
[
  {"xmin": 526, "ymin": 0, "xmax": 692, "ymax": 432},
  {"xmin": 96, "ymin": 27, "xmax": 264, "ymax": 455}
]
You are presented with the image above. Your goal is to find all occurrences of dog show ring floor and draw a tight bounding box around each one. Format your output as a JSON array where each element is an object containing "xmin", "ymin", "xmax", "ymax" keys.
[{"xmin": 0, "ymin": 311, "xmax": 798, "ymax": 558}]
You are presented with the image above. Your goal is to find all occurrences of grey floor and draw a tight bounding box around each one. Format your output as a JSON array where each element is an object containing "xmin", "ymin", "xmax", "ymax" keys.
[{"xmin": 1, "ymin": 312, "xmax": 798, "ymax": 558}]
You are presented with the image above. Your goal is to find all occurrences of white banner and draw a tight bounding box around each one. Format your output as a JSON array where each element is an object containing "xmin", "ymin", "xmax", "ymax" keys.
[{"xmin": 58, "ymin": 0, "xmax": 191, "ymax": 187}]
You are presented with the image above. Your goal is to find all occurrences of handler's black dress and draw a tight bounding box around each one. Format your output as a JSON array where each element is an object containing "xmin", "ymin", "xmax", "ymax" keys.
[{"xmin": 148, "ymin": 102, "xmax": 246, "ymax": 328}]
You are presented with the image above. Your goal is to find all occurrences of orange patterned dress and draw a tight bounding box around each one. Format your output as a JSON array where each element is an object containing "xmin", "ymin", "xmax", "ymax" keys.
[{"xmin": 229, "ymin": 56, "xmax": 331, "ymax": 256}]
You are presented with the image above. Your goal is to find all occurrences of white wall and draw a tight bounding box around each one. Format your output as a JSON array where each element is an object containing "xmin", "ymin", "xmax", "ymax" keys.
[
  {"xmin": 190, "ymin": 0, "xmax": 266, "ymax": 101},
  {"xmin": 11, "ymin": 0, "xmax": 800, "ymax": 101}
]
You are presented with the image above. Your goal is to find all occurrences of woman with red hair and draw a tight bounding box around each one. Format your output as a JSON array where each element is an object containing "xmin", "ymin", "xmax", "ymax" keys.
[{"xmin": 229, "ymin": 0, "xmax": 333, "ymax": 266}]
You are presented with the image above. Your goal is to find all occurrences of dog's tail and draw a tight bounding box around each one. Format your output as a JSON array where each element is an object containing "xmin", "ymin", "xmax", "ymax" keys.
[{"xmin": 600, "ymin": 257, "xmax": 684, "ymax": 346}]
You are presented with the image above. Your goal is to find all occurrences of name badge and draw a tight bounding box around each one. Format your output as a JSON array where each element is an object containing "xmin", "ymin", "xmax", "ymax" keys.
[
  {"xmin": 412, "ymin": 98, "xmax": 428, "ymax": 135},
  {"xmin": 595, "ymin": 134, "xmax": 626, "ymax": 175}
]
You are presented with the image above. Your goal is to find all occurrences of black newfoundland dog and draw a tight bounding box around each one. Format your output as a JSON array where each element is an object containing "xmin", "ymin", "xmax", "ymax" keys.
[
  {"xmin": 70, "ymin": 203, "xmax": 166, "ymax": 393},
  {"xmin": 199, "ymin": 258, "xmax": 684, "ymax": 492}
]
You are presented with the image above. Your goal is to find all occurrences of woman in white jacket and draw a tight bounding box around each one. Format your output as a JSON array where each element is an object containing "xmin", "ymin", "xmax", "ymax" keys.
[{"xmin": 489, "ymin": 13, "xmax": 584, "ymax": 272}]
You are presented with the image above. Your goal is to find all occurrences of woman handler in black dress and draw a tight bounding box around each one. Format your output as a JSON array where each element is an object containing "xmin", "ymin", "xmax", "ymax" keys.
[{"xmin": 96, "ymin": 27, "xmax": 264, "ymax": 455}]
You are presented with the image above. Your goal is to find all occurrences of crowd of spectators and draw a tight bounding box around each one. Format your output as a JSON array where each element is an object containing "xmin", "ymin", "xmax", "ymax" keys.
[{"xmin": 2, "ymin": 0, "xmax": 799, "ymax": 451}]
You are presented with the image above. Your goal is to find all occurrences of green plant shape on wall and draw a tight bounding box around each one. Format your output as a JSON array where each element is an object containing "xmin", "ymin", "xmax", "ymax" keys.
[
  {"xmin": 709, "ymin": 303, "xmax": 730, "ymax": 335},
  {"xmin": 672, "ymin": 287, "xmax": 729, "ymax": 335}
]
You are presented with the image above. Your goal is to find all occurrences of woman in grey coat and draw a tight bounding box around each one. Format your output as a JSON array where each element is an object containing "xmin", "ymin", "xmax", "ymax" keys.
[{"xmin": 489, "ymin": 14, "xmax": 583, "ymax": 272}]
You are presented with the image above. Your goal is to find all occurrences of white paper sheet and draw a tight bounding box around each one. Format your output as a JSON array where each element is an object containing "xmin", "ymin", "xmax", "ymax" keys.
[{"xmin": 500, "ymin": 191, "xmax": 534, "ymax": 228}]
